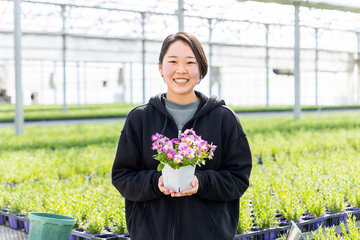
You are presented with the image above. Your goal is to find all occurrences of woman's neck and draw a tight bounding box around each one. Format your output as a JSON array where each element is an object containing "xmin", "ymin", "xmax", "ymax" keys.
[{"xmin": 166, "ymin": 91, "xmax": 199, "ymax": 104}]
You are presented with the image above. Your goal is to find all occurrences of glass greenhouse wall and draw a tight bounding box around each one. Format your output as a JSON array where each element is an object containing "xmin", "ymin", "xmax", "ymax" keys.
[{"xmin": 0, "ymin": 0, "xmax": 359, "ymax": 106}]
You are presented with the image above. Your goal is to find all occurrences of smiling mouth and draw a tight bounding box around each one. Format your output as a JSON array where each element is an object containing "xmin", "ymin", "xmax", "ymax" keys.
[{"xmin": 173, "ymin": 78, "xmax": 189, "ymax": 83}]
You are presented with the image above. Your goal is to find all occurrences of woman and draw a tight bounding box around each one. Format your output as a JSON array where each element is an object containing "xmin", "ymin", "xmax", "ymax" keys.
[{"xmin": 112, "ymin": 31, "xmax": 252, "ymax": 240}]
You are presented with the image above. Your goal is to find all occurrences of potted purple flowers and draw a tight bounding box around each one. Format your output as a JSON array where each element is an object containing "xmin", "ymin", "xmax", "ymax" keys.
[{"xmin": 152, "ymin": 128, "xmax": 216, "ymax": 192}]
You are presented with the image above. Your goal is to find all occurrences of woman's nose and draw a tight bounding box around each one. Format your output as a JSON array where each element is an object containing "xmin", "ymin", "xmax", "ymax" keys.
[{"xmin": 176, "ymin": 67, "xmax": 187, "ymax": 74}]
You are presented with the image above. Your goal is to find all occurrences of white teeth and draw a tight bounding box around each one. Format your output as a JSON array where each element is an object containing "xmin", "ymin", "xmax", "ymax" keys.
[{"xmin": 174, "ymin": 79, "xmax": 188, "ymax": 83}]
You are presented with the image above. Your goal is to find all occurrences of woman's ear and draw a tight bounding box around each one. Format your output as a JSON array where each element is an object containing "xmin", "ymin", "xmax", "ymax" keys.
[{"xmin": 158, "ymin": 63, "xmax": 163, "ymax": 77}]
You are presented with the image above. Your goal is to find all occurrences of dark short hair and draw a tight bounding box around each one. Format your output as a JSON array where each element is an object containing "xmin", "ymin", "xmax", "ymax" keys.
[{"xmin": 158, "ymin": 31, "xmax": 208, "ymax": 81}]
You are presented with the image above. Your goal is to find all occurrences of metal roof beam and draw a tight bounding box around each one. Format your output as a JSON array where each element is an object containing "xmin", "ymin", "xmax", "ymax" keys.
[{"xmin": 240, "ymin": 0, "xmax": 360, "ymax": 14}]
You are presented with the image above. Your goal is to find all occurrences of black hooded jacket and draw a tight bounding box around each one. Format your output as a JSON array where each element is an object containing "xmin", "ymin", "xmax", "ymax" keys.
[{"xmin": 112, "ymin": 91, "xmax": 252, "ymax": 240}]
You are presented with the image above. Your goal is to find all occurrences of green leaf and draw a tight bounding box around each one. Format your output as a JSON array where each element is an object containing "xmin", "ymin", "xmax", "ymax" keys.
[{"xmin": 157, "ymin": 163, "xmax": 165, "ymax": 171}]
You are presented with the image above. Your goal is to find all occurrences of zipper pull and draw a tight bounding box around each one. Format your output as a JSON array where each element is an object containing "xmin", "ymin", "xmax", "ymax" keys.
[{"xmin": 177, "ymin": 124, "xmax": 183, "ymax": 138}]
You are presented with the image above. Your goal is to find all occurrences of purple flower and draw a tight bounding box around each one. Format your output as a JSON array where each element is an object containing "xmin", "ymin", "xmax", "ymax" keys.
[
  {"xmin": 209, "ymin": 143, "xmax": 217, "ymax": 158},
  {"xmin": 151, "ymin": 133, "xmax": 163, "ymax": 141},
  {"xmin": 152, "ymin": 129, "xmax": 216, "ymax": 170},
  {"xmin": 181, "ymin": 149, "xmax": 191, "ymax": 157},
  {"xmin": 199, "ymin": 141, "xmax": 208, "ymax": 152},
  {"xmin": 209, "ymin": 150, "xmax": 214, "ymax": 158},
  {"xmin": 178, "ymin": 142, "xmax": 188, "ymax": 151},
  {"xmin": 174, "ymin": 154, "xmax": 183, "ymax": 164},
  {"xmin": 166, "ymin": 149, "xmax": 176, "ymax": 160},
  {"xmin": 183, "ymin": 135, "xmax": 194, "ymax": 145},
  {"xmin": 187, "ymin": 149, "xmax": 195, "ymax": 159},
  {"xmin": 210, "ymin": 143, "xmax": 217, "ymax": 151},
  {"xmin": 163, "ymin": 140, "xmax": 173, "ymax": 151},
  {"xmin": 184, "ymin": 128, "xmax": 196, "ymax": 136}
]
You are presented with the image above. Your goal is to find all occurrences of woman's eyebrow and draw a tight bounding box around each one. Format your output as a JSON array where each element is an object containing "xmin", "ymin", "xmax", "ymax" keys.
[{"xmin": 166, "ymin": 55, "xmax": 196, "ymax": 59}]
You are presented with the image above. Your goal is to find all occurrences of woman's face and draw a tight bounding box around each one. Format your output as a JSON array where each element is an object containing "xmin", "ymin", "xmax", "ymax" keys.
[{"xmin": 158, "ymin": 40, "xmax": 200, "ymax": 103}]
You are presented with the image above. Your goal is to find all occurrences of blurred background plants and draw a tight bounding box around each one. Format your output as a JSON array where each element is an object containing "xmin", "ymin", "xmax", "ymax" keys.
[{"xmin": 0, "ymin": 112, "xmax": 359, "ymax": 234}]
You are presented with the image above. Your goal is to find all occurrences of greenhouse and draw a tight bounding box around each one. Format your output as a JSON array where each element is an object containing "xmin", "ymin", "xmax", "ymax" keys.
[{"xmin": 1, "ymin": 0, "xmax": 360, "ymax": 240}]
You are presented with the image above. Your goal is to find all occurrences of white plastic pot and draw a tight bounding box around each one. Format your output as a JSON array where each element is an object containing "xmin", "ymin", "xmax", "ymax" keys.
[{"xmin": 162, "ymin": 164, "xmax": 196, "ymax": 193}]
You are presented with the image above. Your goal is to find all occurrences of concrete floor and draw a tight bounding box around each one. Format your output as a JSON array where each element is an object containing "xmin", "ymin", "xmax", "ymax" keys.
[{"xmin": 0, "ymin": 224, "xmax": 28, "ymax": 240}]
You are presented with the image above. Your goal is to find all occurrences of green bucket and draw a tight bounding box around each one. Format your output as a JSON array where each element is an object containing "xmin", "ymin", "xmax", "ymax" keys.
[{"xmin": 28, "ymin": 212, "xmax": 76, "ymax": 240}]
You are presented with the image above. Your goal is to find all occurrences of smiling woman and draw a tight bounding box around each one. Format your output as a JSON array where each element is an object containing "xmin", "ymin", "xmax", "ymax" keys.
[
  {"xmin": 158, "ymin": 32, "xmax": 208, "ymax": 104},
  {"xmin": 111, "ymin": 31, "xmax": 252, "ymax": 240},
  {"xmin": 159, "ymin": 41, "xmax": 200, "ymax": 104}
]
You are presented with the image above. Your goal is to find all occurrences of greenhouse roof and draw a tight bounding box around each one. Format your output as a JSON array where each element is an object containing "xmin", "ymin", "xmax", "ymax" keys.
[
  {"xmin": 1, "ymin": 0, "xmax": 360, "ymax": 34},
  {"xmin": 242, "ymin": 0, "xmax": 360, "ymax": 13}
]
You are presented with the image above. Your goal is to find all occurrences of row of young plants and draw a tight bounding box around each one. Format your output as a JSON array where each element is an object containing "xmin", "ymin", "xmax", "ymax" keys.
[
  {"xmin": 0, "ymin": 112, "xmax": 359, "ymax": 239},
  {"xmin": 1, "ymin": 102, "xmax": 358, "ymax": 122},
  {"xmin": 235, "ymin": 113, "xmax": 360, "ymax": 239},
  {"xmin": 301, "ymin": 215, "xmax": 360, "ymax": 240},
  {"xmin": 0, "ymin": 142, "xmax": 117, "ymax": 184},
  {"xmin": 0, "ymin": 175, "xmax": 128, "ymax": 235},
  {"xmin": 0, "ymin": 103, "xmax": 136, "ymax": 122}
]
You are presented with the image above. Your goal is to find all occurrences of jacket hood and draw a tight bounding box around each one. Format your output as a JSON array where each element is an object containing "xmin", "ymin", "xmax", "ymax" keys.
[{"xmin": 149, "ymin": 91, "xmax": 225, "ymax": 121}]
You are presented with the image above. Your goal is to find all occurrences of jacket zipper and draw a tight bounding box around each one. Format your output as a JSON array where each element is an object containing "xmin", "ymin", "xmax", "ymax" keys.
[
  {"xmin": 177, "ymin": 123, "xmax": 183, "ymax": 138},
  {"xmin": 173, "ymin": 122, "xmax": 182, "ymax": 240},
  {"xmin": 172, "ymin": 198, "xmax": 178, "ymax": 240},
  {"xmin": 171, "ymin": 121, "xmax": 189, "ymax": 240}
]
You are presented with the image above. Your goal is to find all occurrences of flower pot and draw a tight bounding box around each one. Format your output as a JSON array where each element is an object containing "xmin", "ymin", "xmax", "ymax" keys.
[
  {"xmin": 301, "ymin": 215, "xmax": 325, "ymax": 231},
  {"xmin": 0, "ymin": 213, "xmax": 4, "ymax": 225},
  {"xmin": 1, "ymin": 209, "xmax": 9, "ymax": 222},
  {"xmin": 9, "ymin": 213, "xmax": 21, "ymax": 229},
  {"xmin": 93, "ymin": 233, "xmax": 129, "ymax": 239},
  {"xmin": 345, "ymin": 206, "xmax": 360, "ymax": 220},
  {"xmin": 234, "ymin": 234, "xmax": 249, "ymax": 240},
  {"xmin": 162, "ymin": 164, "xmax": 196, "ymax": 192},
  {"xmin": 83, "ymin": 230, "xmax": 101, "ymax": 240},
  {"xmin": 71, "ymin": 228, "xmax": 87, "ymax": 240},
  {"xmin": 279, "ymin": 220, "xmax": 303, "ymax": 231},
  {"xmin": 260, "ymin": 230, "xmax": 277, "ymax": 240},
  {"xmin": 18, "ymin": 213, "xmax": 25, "ymax": 229},
  {"xmin": 251, "ymin": 227, "xmax": 277, "ymax": 240},
  {"xmin": 118, "ymin": 233, "xmax": 130, "ymax": 239},
  {"xmin": 24, "ymin": 219, "xmax": 30, "ymax": 234},
  {"xmin": 327, "ymin": 211, "xmax": 347, "ymax": 226},
  {"xmin": 28, "ymin": 212, "xmax": 76, "ymax": 240}
]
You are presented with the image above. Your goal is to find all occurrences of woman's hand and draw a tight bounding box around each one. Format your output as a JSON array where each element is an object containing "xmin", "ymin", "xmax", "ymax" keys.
[
  {"xmin": 159, "ymin": 175, "xmax": 199, "ymax": 197},
  {"xmin": 158, "ymin": 175, "xmax": 175, "ymax": 196},
  {"xmin": 173, "ymin": 175, "xmax": 199, "ymax": 197}
]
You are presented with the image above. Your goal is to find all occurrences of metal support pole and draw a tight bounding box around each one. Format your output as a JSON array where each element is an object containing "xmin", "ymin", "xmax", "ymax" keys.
[
  {"xmin": 265, "ymin": 24, "xmax": 269, "ymax": 108},
  {"xmin": 357, "ymin": 32, "xmax": 360, "ymax": 105},
  {"xmin": 178, "ymin": 0, "xmax": 184, "ymax": 31},
  {"xmin": 218, "ymin": 70, "xmax": 221, "ymax": 99},
  {"xmin": 14, "ymin": 0, "xmax": 23, "ymax": 135},
  {"xmin": 294, "ymin": 1, "xmax": 301, "ymax": 120},
  {"xmin": 130, "ymin": 62, "xmax": 133, "ymax": 105},
  {"xmin": 83, "ymin": 62, "xmax": 87, "ymax": 104},
  {"xmin": 77, "ymin": 61, "xmax": 80, "ymax": 107},
  {"xmin": 40, "ymin": 60, "xmax": 44, "ymax": 105},
  {"xmin": 61, "ymin": 5, "xmax": 67, "ymax": 113},
  {"xmin": 315, "ymin": 28, "xmax": 318, "ymax": 106},
  {"xmin": 52, "ymin": 61, "xmax": 56, "ymax": 104},
  {"xmin": 141, "ymin": 13, "xmax": 146, "ymax": 103},
  {"xmin": 208, "ymin": 19, "xmax": 212, "ymax": 96}
]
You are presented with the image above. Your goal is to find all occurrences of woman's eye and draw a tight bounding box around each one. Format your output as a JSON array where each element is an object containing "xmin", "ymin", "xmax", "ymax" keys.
[
  {"xmin": 169, "ymin": 61, "xmax": 176, "ymax": 63},
  {"xmin": 188, "ymin": 61, "xmax": 195, "ymax": 64}
]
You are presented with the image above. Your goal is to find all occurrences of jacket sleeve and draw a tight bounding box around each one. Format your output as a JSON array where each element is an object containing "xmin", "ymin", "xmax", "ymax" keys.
[
  {"xmin": 112, "ymin": 119, "xmax": 164, "ymax": 202},
  {"xmin": 194, "ymin": 111, "xmax": 252, "ymax": 202}
]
